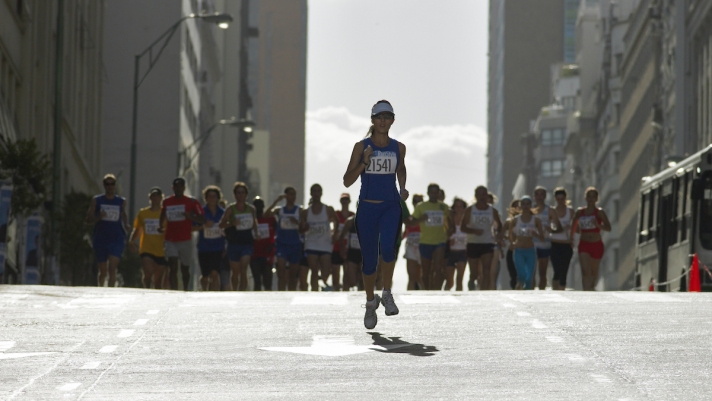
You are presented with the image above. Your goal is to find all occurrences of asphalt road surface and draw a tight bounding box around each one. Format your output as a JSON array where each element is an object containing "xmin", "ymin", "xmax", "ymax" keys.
[{"xmin": 1, "ymin": 286, "xmax": 710, "ymax": 400}]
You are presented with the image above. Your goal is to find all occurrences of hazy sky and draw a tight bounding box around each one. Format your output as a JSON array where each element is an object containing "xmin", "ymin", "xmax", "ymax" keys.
[{"xmin": 305, "ymin": 0, "xmax": 490, "ymax": 207}]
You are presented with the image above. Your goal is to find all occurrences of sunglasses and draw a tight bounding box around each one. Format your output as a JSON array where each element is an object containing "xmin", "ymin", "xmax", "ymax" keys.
[
  {"xmin": 372, "ymin": 113, "xmax": 394, "ymax": 121},
  {"xmin": 104, "ymin": 182, "xmax": 116, "ymax": 186}
]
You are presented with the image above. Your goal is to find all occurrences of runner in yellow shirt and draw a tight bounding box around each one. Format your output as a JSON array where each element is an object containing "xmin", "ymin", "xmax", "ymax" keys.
[
  {"xmin": 129, "ymin": 187, "xmax": 167, "ymax": 289},
  {"xmin": 409, "ymin": 183, "xmax": 451, "ymax": 290}
]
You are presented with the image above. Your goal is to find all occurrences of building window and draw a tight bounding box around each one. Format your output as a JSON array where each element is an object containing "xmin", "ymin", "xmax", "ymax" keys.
[
  {"xmin": 541, "ymin": 160, "xmax": 564, "ymax": 178},
  {"xmin": 541, "ymin": 128, "xmax": 564, "ymax": 146}
]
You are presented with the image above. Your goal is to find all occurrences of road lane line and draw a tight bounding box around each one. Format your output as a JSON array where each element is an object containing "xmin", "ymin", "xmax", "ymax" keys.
[
  {"xmin": 566, "ymin": 354, "xmax": 585, "ymax": 361},
  {"xmin": 134, "ymin": 319, "xmax": 148, "ymax": 326},
  {"xmin": 531, "ymin": 320, "xmax": 547, "ymax": 329},
  {"xmin": 546, "ymin": 336, "xmax": 564, "ymax": 343},
  {"xmin": 57, "ymin": 382, "xmax": 81, "ymax": 391},
  {"xmin": 78, "ymin": 307, "xmax": 167, "ymax": 400},
  {"xmin": 146, "ymin": 310, "xmax": 159, "ymax": 315},
  {"xmin": 502, "ymin": 303, "xmax": 517, "ymax": 308},
  {"xmin": 80, "ymin": 361, "xmax": 101, "ymax": 369},
  {"xmin": 117, "ymin": 330, "xmax": 134, "ymax": 338},
  {"xmin": 99, "ymin": 345, "xmax": 117, "ymax": 353},
  {"xmin": 516, "ymin": 311, "xmax": 531, "ymax": 316},
  {"xmin": 8, "ymin": 340, "xmax": 86, "ymax": 400},
  {"xmin": 591, "ymin": 374, "xmax": 612, "ymax": 383}
]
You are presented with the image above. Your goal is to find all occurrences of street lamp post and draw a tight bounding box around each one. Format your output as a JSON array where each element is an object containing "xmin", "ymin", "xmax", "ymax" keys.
[
  {"xmin": 177, "ymin": 117, "xmax": 255, "ymax": 179},
  {"xmin": 128, "ymin": 12, "xmax": 233, "ymax": 220}
]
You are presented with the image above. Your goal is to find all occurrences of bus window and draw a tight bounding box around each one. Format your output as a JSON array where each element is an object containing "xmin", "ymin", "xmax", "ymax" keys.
[
  {"xmin": 698, "ymin": 173, "xmax": 712, "ymax": 250},
  {"xmin": 649, "ymin": 188, "xmax": 657, "ymax": 240},
  {"xmin": 681, "ymin": 172, "xmax": 689, "ymax": 242},
  {"xmin": 639, "ymin": 193, "xmax": 647, "ymax": 243}
]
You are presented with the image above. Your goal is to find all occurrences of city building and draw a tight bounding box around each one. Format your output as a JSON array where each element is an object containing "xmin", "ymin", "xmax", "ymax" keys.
[
  {"xmin": 488, "ymin": 0, "xmax": 565, "ymax": 211},
  {"xmin": 102, "ymin": 0, "xmax": 224, "ymax": 217},
  {"xmin": 1, "ymin": 1, "xmax": 105, "ymax": 281}
]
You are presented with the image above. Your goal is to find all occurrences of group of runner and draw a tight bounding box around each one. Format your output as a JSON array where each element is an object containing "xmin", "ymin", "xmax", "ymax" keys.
[{"xmin": 86, "ymin": 99, "xmax": 612, "ymax": 328}]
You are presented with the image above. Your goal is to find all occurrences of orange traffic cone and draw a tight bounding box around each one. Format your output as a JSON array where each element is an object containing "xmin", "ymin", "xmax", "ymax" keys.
[{"xmin": 689, "ymin": 253, "xmax": 701, "ymax": 292}]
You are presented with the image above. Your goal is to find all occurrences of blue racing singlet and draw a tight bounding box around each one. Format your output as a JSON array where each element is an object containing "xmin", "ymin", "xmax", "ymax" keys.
[
  {"xmin": 276, "ymin": 205, "xmax": 302, "ymax": 245},
  {"xmin": 93, "ymin": 194, "xmax": 126, "ymax": 243},
  {"xmin": 359, "ymin": 137, "xmax": 400, "ymax": 202}
]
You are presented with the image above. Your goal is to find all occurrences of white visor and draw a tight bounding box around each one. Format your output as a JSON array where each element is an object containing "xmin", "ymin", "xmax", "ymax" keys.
[{"xmin": 371, "ymin": 102, "xmax": 394, "ymax": 116}]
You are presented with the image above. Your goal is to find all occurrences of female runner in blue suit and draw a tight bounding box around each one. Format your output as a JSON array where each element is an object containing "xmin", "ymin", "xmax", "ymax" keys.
[{"xmin": 343, "ymin": 100, "xmax": 409, "ymax": 329}]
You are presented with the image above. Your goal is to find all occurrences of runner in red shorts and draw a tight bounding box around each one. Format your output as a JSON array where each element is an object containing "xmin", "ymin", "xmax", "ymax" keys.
[{"xmin": 570, "ymin": 187, "xmax": 611, "ymax": 291}]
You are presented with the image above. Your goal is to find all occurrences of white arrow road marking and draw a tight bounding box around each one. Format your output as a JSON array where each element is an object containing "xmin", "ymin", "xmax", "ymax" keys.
[
  {"xmin": 134, "ymin": 319, "xmax": 148, "ymax": 326},
  {"xmin": 260, "ymin": 335, "xmax": 412, "ymax": 357},
  {"xmin": 57, "ymin": 382, "xmax": 81, "ymax": 391},
  {"xmin": 0, "ymin": 341, "xmax": 15, "ymax": 352},
  {"xmin": 611, "ymin": 293, "xmax": 685, "ymax": 303},
  {"xmin": 0, "ymin": 340, "xmax": 56, "ymax": 360},
  {"xmin": 291, "ymin": 294, "xmax": 348, "ymax": 305},
  {"xmin": 398, "ymin": 295, "xmax": 460, "ymax": 304},
  {"xmin": 591, "ymin": 374, "xmax": 612, "ymax": 383},
  {"xmin": 146, "ymin": 310, "xmax": 159, "ymax": 315}
]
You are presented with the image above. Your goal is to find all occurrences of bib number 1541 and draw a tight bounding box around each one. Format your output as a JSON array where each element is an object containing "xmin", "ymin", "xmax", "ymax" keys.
[{"xmin": 366, "ymin": 156, "xmax": 396, "ymax": 174}]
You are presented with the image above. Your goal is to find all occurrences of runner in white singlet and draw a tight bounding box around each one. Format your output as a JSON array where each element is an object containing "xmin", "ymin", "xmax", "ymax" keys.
[
  {"xmin": 445, "ymin": 197, "xmax": 468, "ymax": 291},
  {"xmin": 532, "ymin": 186, "xmax": 562, "ymax": 290},
  {"xmin": 461, "ymin": 186, "xmax": 503, "ymax": 290},
  {"xmin": 300, "ymin": 184, "xmax": 339, "ymax": 291}
]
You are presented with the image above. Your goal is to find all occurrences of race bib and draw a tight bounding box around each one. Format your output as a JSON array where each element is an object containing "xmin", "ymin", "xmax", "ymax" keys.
[
  {"xmin": 365, "ymin": 151, "xmax": 397, "ymax": 175},
  {"xmin": 517, "ymin": 227, "xmax": 532, "ymax": 237},
  {"xmin": 233, "ymin": 214, "xmax": 253, "ymax": 230},
  {"xmin": 349, "ymin": 233, "xmax": 361, "ymax": 250},
  {"xmin": 425, "ymin": 211, "xmax": 444, "ymax": 227},
  {"xmin": 166, "ymin": 205, "xmax": 186, "ymax": 222},
  {"xmin": 451, "ymin": 234, "xmax": 467, "ymax": 248},
  {"xmin": 308, "ymin": 223, "xmax": 329, "ymax": 236},
  {"xmin": 579, "ymin": 216, "xmax": 596, "ymax": 230},
  {"xmin": 280, "ymin": 216, "xmax": 299, "ymax": 230},
  {"xmin": 471, "ymin": 214, "xmax": 492, "ymax": 227},
  {"xmin": 144, "ymin": 218, "xmax": 160, "ymax": 235},
  {"xmin": 203, "ymin": 226, "xmax": 222, "ymax": 239},
  {"xmin": 406, "ymin": 232, "xmax": 420, "ymax": 245},
  {"xmin": 100, "ymin": 204, "xmax": 120, "ymax": 222},
  {"xmin": 257, "ymin": 223, "xmax": 270, "ymax": 240}
]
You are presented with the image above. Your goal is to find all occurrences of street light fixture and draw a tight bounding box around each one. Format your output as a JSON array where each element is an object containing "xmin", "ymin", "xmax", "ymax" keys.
[
  {"xmin": 128, "ymin": 12, "xmax": 233, "ymax": 220},
  {"xmin": 177, "ymin": 117, "xmax": 255, "ymax": 178}
]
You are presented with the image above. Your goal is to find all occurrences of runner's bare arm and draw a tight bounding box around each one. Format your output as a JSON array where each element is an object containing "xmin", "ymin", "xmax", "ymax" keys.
[
  {"xmin": 263, "ymin": 195, "xmax": 285, "ymax": 219},
  {"xmin": 121, "ymin": 199, "xmax": 131, "ymax": 233},
  {"xmin": 569, "ymin": 210, "xmax": 581, "ymax": 240},
  {"xmin": 251, "ymin": 205, "xmax": 259, "ymax": 239},
  {"xmin": 339, "ymin": 218, "xmax": 353, "ymax": 241},
  {"xmin": 549, "ymin": 208, "xmax": 563, "ymax": 233},
  {"xmin": 493, "ymin": 208, "xmax": 504, "ymax": 244},
  {"xmin": 343, "ymin": 141, "xmax": 368, "ymax": 188},
  {"xmin": 218, "ymin": 207, "xmax": 232, "ymax": 229},
  {"xmin": 299, "ymin": 209, "xmax": 309, "ymax": 233},
  {"xmin": 157, "ymin": 208, "xmax": 166, "ymax": 233},
  {"xmin": 397, "ymin": 142, "xmax": 408, "ymax": 201},
  {"xmin": 534, "ymin": 218, "xmax": 546, "ymax": 241},
  {"xmin": 85, "ymin": 197, "xmax": 97, "ymax": 225},
  {"xmin": 596, "ymin": 209, "xmax": 612, "ymax": 232}
]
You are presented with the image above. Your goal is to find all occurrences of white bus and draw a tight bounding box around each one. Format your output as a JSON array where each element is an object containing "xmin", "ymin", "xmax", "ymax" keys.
[{"xmin": 636, "ymin": 145, "xmax": 712, "ymax": 291}]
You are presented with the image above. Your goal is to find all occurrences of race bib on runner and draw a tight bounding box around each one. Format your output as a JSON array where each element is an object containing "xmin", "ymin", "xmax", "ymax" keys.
[
  {"xmin": 451, "ymin": 233, "xmax": 467, "ymax": 249},
  {"xmin": 365, "ymin": 151, "xmax": 397, "ymax": 175},
  {"xmin": 579, "ymin": 216, "xmax": 596, "ymax": 230},
  {"xmin": 308, "ymin": 223, "xmax": 329, "ymax": 236},
  {"xmin": 257, "ymin": 223, "xmax": 270, "ymax": 240},
  {"xmin": 203, "ymin": 226, "xmax": 222, "ymax": 239},
  {"xmin": 144, "ymin": 218, "xmax": 160, "ymax": 235},
  {"xmin": 425, "ymin": 211, "xmax": 444, "ymax": 227},
  {"xmin": 406, "ymin": 232, "xmax": 420, "ymax": 245},
  {"xmin": 166, "ymin": 205, "xmax": 186, "ymax": 222},
  {"xmin": 233, "ymin": 214, "xmax": 253, "ymax": 230},
  {"xmin": 100, "ymin": 204, "xmax": 120, "ymax": 222},
  {"xmin": 349, "ymin": 233, "xmax": 361, "ymax": 250},
  {"xmin": 280, "ymin": 216, "xmax": 299, "ymax": 230}
]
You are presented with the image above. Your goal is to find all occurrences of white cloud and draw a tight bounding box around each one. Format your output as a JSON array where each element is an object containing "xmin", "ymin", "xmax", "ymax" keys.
[{"xmin": 305, "ymin": 107, "xmax": 488, "ymax": 208}]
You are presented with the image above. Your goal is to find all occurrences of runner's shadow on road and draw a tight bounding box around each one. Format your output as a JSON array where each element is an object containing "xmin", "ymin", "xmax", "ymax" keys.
[{"xmin": 367, "ymin": 332, "xmax": 439, "ymax": 357}]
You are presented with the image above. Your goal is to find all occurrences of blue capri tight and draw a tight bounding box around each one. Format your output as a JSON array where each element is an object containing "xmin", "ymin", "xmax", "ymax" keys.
[{"xmin": 355, "ymin": 200, "xmax": 402, "ymax": 275}]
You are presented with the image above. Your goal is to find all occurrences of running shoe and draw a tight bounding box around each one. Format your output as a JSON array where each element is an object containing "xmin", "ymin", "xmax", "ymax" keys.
[
  {"xmin": 363, "ymin": 294, "xmax": 381, "ymax": 329},
  {"xmin": 381, "ymin": 290, "xmax": 399, "ymax": 316},
  {"xmin": 467, "ymin": 280, "xmax": 475, "ymax": 291}
]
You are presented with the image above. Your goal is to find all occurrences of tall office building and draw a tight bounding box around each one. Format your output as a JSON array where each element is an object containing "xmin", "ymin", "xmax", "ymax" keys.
[{"xmin": 487, "ymin": 0, "xmax": 565, "ymax": 210}]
